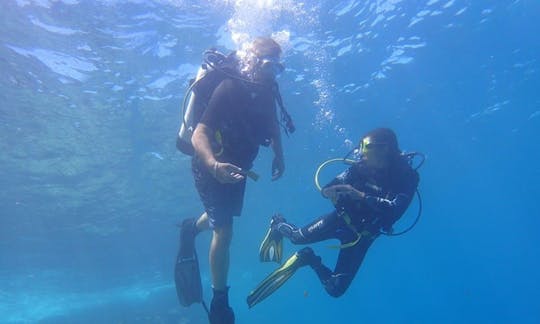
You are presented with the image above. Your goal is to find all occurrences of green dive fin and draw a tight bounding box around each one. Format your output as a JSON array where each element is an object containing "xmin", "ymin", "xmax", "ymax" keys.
[
  {"xmin": 175, "ymin": 218, "xmax": 202, "ymax": 307},
  {"xmin": 258, "ymin": 225, "xmax": 283, "ymax": 263},
  {"xmin": 247, "ymin": 248, "xmax": 313, "ymax": 308}
]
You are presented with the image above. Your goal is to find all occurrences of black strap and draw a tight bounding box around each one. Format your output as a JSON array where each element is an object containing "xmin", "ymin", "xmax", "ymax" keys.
[
  {"xmin": 202, "ymin": 300, "xmax": 210, "ymax": 317},
  {"xmin": 272, "ymin": 82, "xmax": 295, "ymax": 136}
]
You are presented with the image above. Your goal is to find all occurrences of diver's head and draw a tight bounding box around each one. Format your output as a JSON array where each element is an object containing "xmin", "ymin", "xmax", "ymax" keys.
[
  {"xmin": 244, "ymin": 37, "xmax": 284, "ymax": 83},
  {"xmin": 360, "ymin": 128, "xmax": 400, "ymax": 169}
]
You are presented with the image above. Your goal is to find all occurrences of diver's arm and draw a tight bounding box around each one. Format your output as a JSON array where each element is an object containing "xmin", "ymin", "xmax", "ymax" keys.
[
  {"xmin": 362, "ymin": 192, "xmax": 412, "ymax": 232},
  {"xmin": 193, "ymin": 79, "xmax": 245, "ymax": 183},
  {"xmin": 323, "ymin": 185, "xmax": 410, "ymax": 214},
  {"xmin": 192, "ymin": 123, "xmax": 217, "ymax": 170},
  {"xmin": 364, "ymin": 171, "xmax": 419, "ymax": 230},
  {"xmin": 362, "ymin": 171, "xmax": 419, "ymax": 214},
  {"xmin": 270, "ymin": 116, "xmax": 285, "ymax": 181},
  {"xmin": 362, "ymin": 193, "xmax": 410, "ymax": 213},
  {"xmin": 321, "ymin": 169, "xmax": 351, "ymax": 199},
  {"xmin": 192, "ymin": 123, "xmax": 244, "ymax": 183}
]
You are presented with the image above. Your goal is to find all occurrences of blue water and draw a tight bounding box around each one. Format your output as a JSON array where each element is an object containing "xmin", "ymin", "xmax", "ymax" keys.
[{"xmin": 1, "ymin": 0, "xmax": 539, "ymax": 323}]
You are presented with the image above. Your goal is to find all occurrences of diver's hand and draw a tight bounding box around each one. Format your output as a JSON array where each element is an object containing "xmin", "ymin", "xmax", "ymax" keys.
[
  {"xmin": 213, "ymin": 162, "xmax": 245, "ymax": 183},
  {"xmin": 322, "ymin": 185, "xmax": 348, "ymax": 200},
  {"xmin": 323, "ymin": 185, "xmax": 364, "ymax": 200},
  {"xmin": 271, "ymin": 156, "xmax": 285, "ymax": 181}
]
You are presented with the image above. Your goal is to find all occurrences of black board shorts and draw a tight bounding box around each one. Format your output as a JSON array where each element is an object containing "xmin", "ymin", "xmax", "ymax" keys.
[{"xmin": 192, "ymin": 157, "xmax": 246, "ymax": 228}]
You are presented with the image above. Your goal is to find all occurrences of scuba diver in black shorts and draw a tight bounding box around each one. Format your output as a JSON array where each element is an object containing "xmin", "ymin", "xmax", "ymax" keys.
[
  {"xmin": 175, "ymin": 37, "xmax": 295, "ymax": 324},
  {"xmin": 248, "ymin": 128, "xmax": 421, "ymax": 307}
]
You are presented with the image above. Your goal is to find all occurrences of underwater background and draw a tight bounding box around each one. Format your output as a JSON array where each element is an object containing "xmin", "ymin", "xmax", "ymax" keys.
[{"xmin": 1, "ymin": 0, "xmax": 539, "ymax": 323}]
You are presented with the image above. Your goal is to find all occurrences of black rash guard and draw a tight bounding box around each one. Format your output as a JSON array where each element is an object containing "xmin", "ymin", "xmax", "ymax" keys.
[{"xmin": 199, "ymin": 77, "xmax": 277, "ymax": 169}]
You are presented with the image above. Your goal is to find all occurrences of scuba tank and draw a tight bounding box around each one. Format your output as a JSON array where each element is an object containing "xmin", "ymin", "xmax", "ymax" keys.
[
  {"xmin": 176, "ymin": 50, "xmax": 236, "ymax": 155},
  {"xmin": 177, "ymin": 66, "xmax": 210, "ymax": 155}
]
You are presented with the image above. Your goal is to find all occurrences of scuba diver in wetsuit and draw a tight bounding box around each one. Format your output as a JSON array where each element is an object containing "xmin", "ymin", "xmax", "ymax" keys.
[{"xmin": 249, "ymin": 127, "xmax": 420, "ymax": 307}]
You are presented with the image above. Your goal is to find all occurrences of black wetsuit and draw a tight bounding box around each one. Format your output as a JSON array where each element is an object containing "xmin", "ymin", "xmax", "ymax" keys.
[
  {"xmin": 192, "ymin": 77, "xmax": 277, "ymax": 228},
  {"xmin": 277, "ymin": 156, "xmax": 419, "ymax": 297}
]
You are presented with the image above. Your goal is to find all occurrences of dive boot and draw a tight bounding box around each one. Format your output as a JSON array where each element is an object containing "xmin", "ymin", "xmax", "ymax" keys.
[{"xmin": 209, "ymin": 287, "xmax": 235, "ymax": 324}]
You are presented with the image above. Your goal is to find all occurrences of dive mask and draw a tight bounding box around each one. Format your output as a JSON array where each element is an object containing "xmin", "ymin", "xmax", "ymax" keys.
[
  {"xmin": 360, "ymin": 137, "xmax": 389, "ymax": 155},
  {"xmin": 257, "ymin": 55, "xmax": 285, "ymax": 75}
]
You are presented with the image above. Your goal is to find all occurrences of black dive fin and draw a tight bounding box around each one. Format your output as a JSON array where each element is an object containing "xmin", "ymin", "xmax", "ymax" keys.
[{"xmin": 175, "ymin": 218, "xmax": 202, "ymax": 306}]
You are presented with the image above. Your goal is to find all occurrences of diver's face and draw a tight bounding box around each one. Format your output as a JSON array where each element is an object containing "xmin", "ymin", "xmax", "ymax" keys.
[
  {"xmin": 252, "ymin": 54, "xmax": 284, "ymax": 82},
  {"xmin": 361, "ymin": 137, "xmax": 391, "ymax": 169}
]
